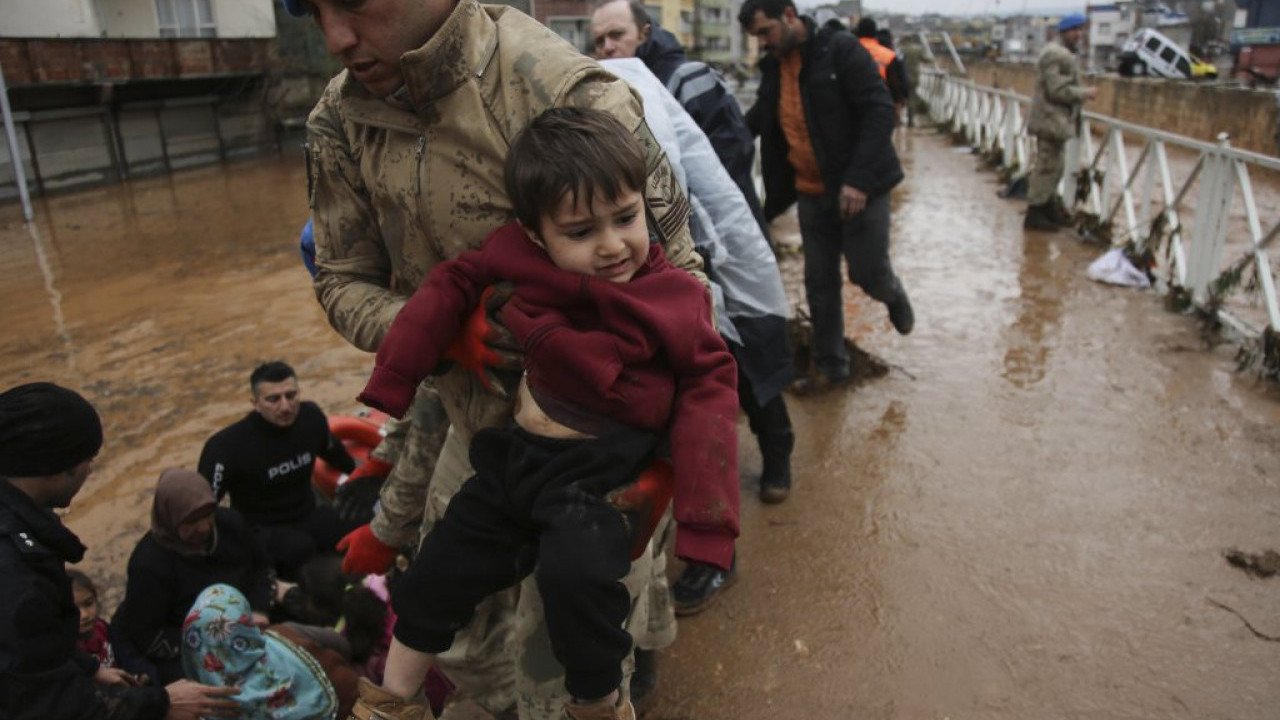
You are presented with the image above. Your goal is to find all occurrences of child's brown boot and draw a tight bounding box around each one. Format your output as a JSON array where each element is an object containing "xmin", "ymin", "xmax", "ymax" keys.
[
  {"xmin": 350, "ymin": 678, "xmax": 435, "ymax": 720},
  {"xmin": 563, "ymin": 695, "xmax": 635, "ymax": 720}
]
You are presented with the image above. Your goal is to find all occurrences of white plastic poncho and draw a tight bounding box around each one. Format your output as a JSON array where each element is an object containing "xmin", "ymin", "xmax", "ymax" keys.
[{"xmin": 602, "ymin": 58, "xmax": 794, "ymax": 402}]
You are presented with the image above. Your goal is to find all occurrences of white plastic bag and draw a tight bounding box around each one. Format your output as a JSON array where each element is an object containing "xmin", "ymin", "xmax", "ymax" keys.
[{"xmin": 1086, "ymin": 248, "xmax": 1151, "ymax": 289}]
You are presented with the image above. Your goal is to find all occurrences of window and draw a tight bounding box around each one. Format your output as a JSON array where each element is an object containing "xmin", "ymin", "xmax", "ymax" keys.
[
  {"xmin": 1175, "ymin": 57, "xmax": 1190, "ymax": 77},
  {"xmin": 1160, "ymin": 46, "xmax": 1176, "ymax": 62},
  {"xmin": 156, "ymin": 0, "xmax": 215, "ymax": 38},
  {"xmin": 1145, "ymin": 35, "xmax": 1162, "ymax": 52}
]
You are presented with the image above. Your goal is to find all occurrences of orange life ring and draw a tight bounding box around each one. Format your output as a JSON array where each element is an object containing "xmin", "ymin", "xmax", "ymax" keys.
[{"xmin": 313, "ymin": 410, "xmax": 388, "ymax": 500}]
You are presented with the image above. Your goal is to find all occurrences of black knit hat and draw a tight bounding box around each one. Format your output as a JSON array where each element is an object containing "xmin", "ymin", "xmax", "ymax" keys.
[{"xmin": 0, "ymin": 382, "xmax": 103, "ymax": 477}]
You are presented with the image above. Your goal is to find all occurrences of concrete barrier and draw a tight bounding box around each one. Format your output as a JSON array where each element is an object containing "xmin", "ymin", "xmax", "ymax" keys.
[{"xmin": 967, "ymin": 61, "xmax": 1278, "ymax": 156}]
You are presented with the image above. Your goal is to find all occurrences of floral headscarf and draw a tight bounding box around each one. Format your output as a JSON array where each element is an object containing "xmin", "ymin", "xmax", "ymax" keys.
[{"xmin": 182, "ymin": 584, "xmax": 337, "ymax": 720}]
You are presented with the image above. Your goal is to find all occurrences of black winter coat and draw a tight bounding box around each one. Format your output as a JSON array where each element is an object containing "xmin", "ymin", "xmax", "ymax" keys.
[
  {"xmin": 635, "ymin": 24, "xmax": 768, "ymax": 234},
  {"xmin": 746, "ymin": 18, "xmax": 904, "ymax": 221},
  {"xmin": 112, "ymin": 507, "xmax": 272, "ymax": 681},
  {"xmin": 0, "ymin": 480, "xmax": 168, "ymax": 720}
]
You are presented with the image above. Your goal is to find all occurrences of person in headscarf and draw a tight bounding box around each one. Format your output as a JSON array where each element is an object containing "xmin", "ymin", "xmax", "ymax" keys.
[
  {"xmin": 183, "ymin": 584, "xmax": 338, "ymax": 720},
  {"xmin": 113, "ymin": 468, "xmax": 274, "ymax": 683}
]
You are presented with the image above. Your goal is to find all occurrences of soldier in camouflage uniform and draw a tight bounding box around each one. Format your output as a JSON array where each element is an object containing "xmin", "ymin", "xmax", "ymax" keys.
[{"xmin": 280, "ymin": 0, "xmax": 701, "ymax": 717}]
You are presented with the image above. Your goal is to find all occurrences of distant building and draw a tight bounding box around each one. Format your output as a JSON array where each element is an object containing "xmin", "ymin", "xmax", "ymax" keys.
[
  {"xmin": 1088, "ymin": 2, "xmax": 1139, "ymax": 69},
  {"xmin": 1, "ymin": 0, "xmax": 279, "ymax": 199}
]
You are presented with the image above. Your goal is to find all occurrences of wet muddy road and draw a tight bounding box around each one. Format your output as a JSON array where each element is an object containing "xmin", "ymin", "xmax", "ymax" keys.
[{"xmin": 3, "ymin": 130, "xmax": 1280, "ymax": 719}]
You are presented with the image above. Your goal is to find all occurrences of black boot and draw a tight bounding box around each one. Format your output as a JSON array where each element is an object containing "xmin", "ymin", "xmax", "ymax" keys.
[
  {"xmin": 758, "ymin": 428, "xmax": 794, "ymax": 504},
  {"xmin": 672, "ymin": 554, "xmax": 738, "ymax": 616},
  {"xmin": 748, "ymin": 393, "xmax": 794, "ymax": 503},
  {"xmin": 1023, "ymin": 203, "xmax": 1058, "ymax": 231},
  {"xmin": 630, "ymin": 648, "xmax": 659, "ymax": 713}
]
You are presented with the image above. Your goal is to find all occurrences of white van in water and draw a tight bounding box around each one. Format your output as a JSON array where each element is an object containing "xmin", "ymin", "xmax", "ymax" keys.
[{"xmin": 1117, "ymin": 28, "xmax": 1218, "ymax": 79}]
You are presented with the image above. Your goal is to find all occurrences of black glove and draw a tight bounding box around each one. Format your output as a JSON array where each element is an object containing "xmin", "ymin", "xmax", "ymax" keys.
[{"xmin": 333, "ymin": 459, "xmax": 389, "ymax": 526}]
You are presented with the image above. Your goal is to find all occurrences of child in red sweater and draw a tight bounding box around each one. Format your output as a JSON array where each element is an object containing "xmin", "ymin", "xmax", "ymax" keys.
[{"xmin": 355, "ymin": 107, "xmax": 739, "ymax": 720}]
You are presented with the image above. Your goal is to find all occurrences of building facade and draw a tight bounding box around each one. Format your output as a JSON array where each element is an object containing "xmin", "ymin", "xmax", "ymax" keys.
[{"xmin": 1, "ymin": 0, "xmax": 279, "ymax": 199}]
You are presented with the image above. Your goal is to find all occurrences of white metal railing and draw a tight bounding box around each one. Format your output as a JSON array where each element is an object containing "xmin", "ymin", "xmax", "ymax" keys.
[{"xmin": 917, "ymin": 69, "xmax": 1280, "ymax": 372}]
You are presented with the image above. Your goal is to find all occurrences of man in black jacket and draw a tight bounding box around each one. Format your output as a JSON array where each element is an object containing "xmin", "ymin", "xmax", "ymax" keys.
[
  {"xmin": 741, "ymin": 0, "xmax": 915, "ymax": 394},
  {"xmin": 198, "ymin": 360, "xmax": 357, "ymax": 579},
  {"xmin": 0, "ymin": 381, "xmax": 237, "ymax": 720},
  {"xmin": 591, "ymin": 0, "xmax": 770, "ymax": 240}
]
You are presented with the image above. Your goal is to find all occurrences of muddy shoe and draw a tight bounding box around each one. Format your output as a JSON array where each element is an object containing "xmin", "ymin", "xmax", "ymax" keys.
[
  {"xmin": 672, "ymin": 555, "xmax": 738, "ymax": 616},
  {"xmin": 351, "ymin": 678, "xmax": 435, "ymax": 720},
  {"xmin": 629, "ymin": 649, "xmax": 659, "ymax": 714},
  {"xmin": 564, "ymin": 696, "xmax": 635, "ymax": 720},
  {"xmin": 758, "ymin": 430, "xmax": 794, "ymax": 504},
  {"xmin": 887, "ymin": 294, "xmax": 915, "ymax": 336},
  {"xmin": 787, "ymin": 372, "xmax": 852, "ymax": 397}
]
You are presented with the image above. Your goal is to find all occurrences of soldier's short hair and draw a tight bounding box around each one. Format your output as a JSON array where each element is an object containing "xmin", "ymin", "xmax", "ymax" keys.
[{"xmin": 505, "ymin": 107, "xmax": 647, "ymax": 234}]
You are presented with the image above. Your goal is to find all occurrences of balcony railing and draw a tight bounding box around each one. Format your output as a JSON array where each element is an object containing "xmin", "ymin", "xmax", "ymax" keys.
[
  {"xmin": 1, "ymin": 37, "xmax": 275, "ymax": 88},
  {"xmin": 918, "ymin": 69, "xmax": 1280, "ymax": 376}
]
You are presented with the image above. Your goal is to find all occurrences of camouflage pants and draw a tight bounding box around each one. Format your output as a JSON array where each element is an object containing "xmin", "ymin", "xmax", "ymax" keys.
[
  {"xmin": 419, "ymin": 427, "xmax": 677, "ymax": 720},
  {"xmin": 1028, "ymin": 136, "xmax": 1065, "ymax": 206}
]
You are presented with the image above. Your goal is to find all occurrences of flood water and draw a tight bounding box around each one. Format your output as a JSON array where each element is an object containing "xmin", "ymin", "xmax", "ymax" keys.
[{"xmin": 3, "ymin": 128, "xmax": 1280, "ymax": 719}]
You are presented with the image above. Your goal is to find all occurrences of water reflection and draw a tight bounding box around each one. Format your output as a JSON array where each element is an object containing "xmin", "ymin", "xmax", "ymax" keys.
[{"xmin": 1001, "ymin": 236, "xmax": 1065, "ymax": 389}]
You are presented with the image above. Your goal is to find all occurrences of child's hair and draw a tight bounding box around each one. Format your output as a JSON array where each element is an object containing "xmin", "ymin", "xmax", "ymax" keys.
[
  {"xmin": 291, "ymin": 555, "xmax": 386, "ymax": 664},
  {"xmin": 504, "ymin": 106, "xmax": 647, "ymax": 233},
  {"xmin": 67, "ymin": 569, "xmax": 97, "ymax": 598}
]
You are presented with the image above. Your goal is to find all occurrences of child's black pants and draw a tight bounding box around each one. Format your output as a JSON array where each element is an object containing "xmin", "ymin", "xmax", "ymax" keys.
[{"xmin": 391, "ymin": 424, "xmax": 660, "ymax": 700}]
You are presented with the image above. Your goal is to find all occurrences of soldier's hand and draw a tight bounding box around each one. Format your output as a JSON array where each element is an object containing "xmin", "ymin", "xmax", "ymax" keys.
[
  {"xmin": 336, "ymin": 524, "xmax": 398, "ymax": 576},
  {"xmin": 442, "ymin": 283, "xmax": 523, "ymax": 398}
]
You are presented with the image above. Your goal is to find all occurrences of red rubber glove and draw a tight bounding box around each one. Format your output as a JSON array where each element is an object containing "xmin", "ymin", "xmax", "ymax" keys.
[
  {"xmin": 335, "ymin": 524, "xmax": 398, "ymax": 576},
  {"xmin": 442, "ymin": 284, "xmax": 522, "ymax": 396},
  {"xmin": 605, "ymin": 459, "xmax": 674, "ymax": 560}
]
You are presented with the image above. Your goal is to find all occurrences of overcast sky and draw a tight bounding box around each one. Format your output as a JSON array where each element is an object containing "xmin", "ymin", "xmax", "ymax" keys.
[{"xmin": 793, "ymin": 0, "xmax": 1084, "ymax": 16}]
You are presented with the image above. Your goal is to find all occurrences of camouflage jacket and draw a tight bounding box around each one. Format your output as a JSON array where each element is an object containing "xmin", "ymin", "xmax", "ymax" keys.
[
  {"xmin": 1027, "ymin": 39, "xmax": 1088, "ymax": 141},
  {"xmin": 305, "ymin": 0, "xmax": 700, "ymax": 543},
  {"xmin": 306, "ymin": 0, "xmax": 700, "ymax": 437}
]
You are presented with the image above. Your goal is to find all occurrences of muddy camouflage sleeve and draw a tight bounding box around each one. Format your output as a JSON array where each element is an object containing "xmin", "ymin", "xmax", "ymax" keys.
[
  {"xmin": 369, "ymin": 385, "xmax": 451, "ymax": 548},
  {"xmin": 1040, "ymin": 48, "xmax": 1088, "ymax": 106},
  {"xmin": 305, "ymin": 100, "xmax": 406, "ymax": 353}
]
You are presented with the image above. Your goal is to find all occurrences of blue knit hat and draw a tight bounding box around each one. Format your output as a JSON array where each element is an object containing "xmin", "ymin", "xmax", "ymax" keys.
[
  {"xmin": 280, "ymin": 0, "xmax": 306, "ymax": 17},
  {"xmin": 1058, "ymin": 13, "xmax": 1086, "ymax": 32}
]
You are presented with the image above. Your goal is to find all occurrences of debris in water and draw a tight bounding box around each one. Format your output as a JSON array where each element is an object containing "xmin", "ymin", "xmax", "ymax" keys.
[{"xmin": 1223, "ymin": 547, "xmax": 1280, "ymax": 578}]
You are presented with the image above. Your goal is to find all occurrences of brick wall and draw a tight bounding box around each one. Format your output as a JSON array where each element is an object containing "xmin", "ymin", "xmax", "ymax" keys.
[
  {"xmin": 967, "ymin": 61, "xmax": 1279, "ymax": 156},
  {"xmin": 0, "ymin": 38, "xmax": 275, "ymax": 88}
]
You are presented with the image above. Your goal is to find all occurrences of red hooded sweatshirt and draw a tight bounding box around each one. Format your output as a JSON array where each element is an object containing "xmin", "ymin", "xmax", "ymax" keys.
[{"xmin": 360, "ymin": 223, "xmax": 739, "ymax": 570}]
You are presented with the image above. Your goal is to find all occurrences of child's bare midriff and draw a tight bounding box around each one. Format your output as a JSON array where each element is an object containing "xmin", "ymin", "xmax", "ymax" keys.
[{"xmin": 512, "ymin": 374, "xmax": 595, "ymax": 440}]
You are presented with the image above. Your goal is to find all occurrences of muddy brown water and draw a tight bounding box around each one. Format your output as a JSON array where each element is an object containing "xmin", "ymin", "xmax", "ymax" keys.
[{"xmin": 3, "ymin": 130, "xmax": 1280, "ymax": 719}]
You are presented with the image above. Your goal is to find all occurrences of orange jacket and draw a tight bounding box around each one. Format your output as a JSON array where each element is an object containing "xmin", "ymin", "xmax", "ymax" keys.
[{"xmin": 859, "ymin": 37, "xmax": 896, "ymax": 80}]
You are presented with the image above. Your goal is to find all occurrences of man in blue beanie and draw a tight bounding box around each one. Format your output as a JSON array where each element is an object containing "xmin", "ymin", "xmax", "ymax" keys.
[
  {"xmin": 1025, "ymin": 12, "xmax": 1096, "ymax": 231},
  {"xmin": 0, "ymin": 381, "xmax": 239, "ymax": 720}
]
